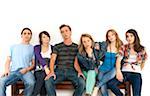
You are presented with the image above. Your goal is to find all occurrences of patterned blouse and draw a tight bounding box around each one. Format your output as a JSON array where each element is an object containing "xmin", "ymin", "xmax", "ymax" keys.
[{"xmin": 118, "ymin": 44, "xmax": 148, "ymax": 70}]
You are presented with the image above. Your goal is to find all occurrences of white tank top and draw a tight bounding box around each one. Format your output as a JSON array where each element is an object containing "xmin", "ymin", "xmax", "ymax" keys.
[
  {"xmin": 122, "ymin": 54, "xmax": 141, "ymax": 73},
  {"xmin": 40, "ymin": 45, "xmax": 52, "ymax": 58}
]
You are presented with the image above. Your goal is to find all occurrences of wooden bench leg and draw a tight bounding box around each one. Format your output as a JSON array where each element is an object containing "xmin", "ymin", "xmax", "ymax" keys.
[
  {"xmin": 12, "ymin": 84, "xmax": 19, "ymax": 96},
  {"xmin": 124, "ymin": 82, "xmax": 131, "ymax": 96}
]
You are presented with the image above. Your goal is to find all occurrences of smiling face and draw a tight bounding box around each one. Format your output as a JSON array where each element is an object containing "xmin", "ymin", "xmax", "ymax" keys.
[
  {"xmin": 41, "ymin": 33, "xmax": 50, "ymax": 44},
  {"xmin": 82, "ymin": 36, "xmax": 92, "ymax": 49},
  {"xmin": 21, "ymin": 29, "xmax": 32, "ymax": 43},
  {"xmin": 107, "ymin": 31, "xmax": 116, "ymax": 43},
  {"xmin": 126, "ymin": 32, "xmax": 135, "ymax": 44}
]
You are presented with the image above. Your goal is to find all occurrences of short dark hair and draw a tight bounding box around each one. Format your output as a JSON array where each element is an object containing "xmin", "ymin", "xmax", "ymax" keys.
[
  {"xmin": 59, "ymin": 24, "xmax": 71, "ymax": 31},
  {"xmin": 39, "ymin": 31, "xmax": 50, "ymax": 44},
  {"xmin": 21, "ymin": 28, "xmax": 32, "ymax": 35}
]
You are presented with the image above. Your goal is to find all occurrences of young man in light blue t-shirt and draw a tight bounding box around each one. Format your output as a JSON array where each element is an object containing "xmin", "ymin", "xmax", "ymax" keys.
[{"xmin": 0, "ymin": 28, "xmax": 35, "ymax": 96}]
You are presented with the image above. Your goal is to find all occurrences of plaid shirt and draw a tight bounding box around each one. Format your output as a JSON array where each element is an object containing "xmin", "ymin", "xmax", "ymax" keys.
[{"xmin": 118, "ymin": 44, "xmax": 148, "ymax": 70}]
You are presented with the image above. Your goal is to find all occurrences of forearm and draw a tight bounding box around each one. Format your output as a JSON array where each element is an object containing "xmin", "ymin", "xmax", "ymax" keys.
[
  {"xmin": 50, "ymin": 54, "xmax": 57, "ymax": 73},
  {"xmin": 26, "ymin": 59, "xmax": 35, "ymax": 72},
  {"xmin": 74, "ymin": 57, "xmax": 82, "ymax": 73},
  {"xmin": 5, "ymin": 57, "xmax": 11, "ymax": 72},
  {"xmin": 140, "ymin": 62, "xmax": 145, "ymax": 70},
  {"xmin": 50, "ymin": 61, "xmax": 55, "ymax": 73},
  {"xmin": 26, "ymin": 65, "xmax": 34, "ymax": 71},
  {"xmin": 116, "ymin": 58, "xmax": 121, "ymax": 72}
]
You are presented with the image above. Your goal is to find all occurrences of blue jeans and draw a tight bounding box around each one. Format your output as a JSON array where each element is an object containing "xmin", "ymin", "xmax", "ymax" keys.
[
  {"xmin": 108, "ymin": 72, "xmax": 142, "ymax": 96},
  {"xmin": 0, "ymin": 68, "xmax": 35, "ymax": 96},
  {"xmin": 97, "ymin": 68, "xmax": 116, "ymax": 96},
  {"xmin": 45, "ymin": 68, "xmax": 85, "ymax": 96}
]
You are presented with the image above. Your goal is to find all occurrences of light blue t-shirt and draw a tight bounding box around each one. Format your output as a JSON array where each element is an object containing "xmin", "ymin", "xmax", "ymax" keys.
[{"xmin": 9, "ymin": 44, "xmax": 35, "ymax": 71}]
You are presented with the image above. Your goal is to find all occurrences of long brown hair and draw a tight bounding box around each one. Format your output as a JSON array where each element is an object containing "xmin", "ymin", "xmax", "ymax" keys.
[
  {"xmin": 126, "ymin": 29, "xmax": 144, "ymax": 52},
  {"xmin": 106, "ymin": 29, "xmax": 123, "ymax": 52},
  {"xmin": 78, "ymin": 34, "xmax": 95, "ymax": 56}
]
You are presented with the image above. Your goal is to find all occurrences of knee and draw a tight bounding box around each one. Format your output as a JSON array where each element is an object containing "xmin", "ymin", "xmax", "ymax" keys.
[
  {"xmin": 78, "ymin": 77, "xmax": 85, "ymax": 89},
  {"xmin": 45, "ymin": 77, "xmax": 54, "ymax": 88},
  {"xmin": 107, "ymin": 81, "xmax": 114, "ymax": 89},
  {"xmin": 0, "ymin": 78, "xmax": 6, "ymax": 88},
  {"xmin": 25, "ymin": 80, "xmax": 35, "ymax": 87}
]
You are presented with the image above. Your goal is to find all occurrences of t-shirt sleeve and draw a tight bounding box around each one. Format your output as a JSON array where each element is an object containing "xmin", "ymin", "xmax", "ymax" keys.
[
  {"xmin": 8, "ymin": 45, "xmax": 13, "ymax": 59},
  {"xmin": 52, "ymin": 45, "xmax": 59, "ymax": 54},
  {"xmin": 31, "ymin": 46, "xmax": 35, "ymax": 60}
]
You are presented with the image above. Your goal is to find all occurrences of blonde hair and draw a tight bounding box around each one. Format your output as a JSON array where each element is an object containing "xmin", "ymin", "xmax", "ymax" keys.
[
  {"xmin": 106, "ymin": 29, "xmax": 123, "ymax": 52},
  {"xmin": 78, "ymin": 33, "xmax": 95, "ymax": 55}
]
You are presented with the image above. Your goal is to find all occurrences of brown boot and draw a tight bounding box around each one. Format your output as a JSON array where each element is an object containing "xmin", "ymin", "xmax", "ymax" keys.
[{"xmin": 85, "ymin": 93, "xmax": 91, "ymax": 96}]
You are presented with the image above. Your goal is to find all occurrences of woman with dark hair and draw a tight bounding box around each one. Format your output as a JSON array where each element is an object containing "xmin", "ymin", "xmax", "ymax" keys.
[
  {"xmin": 92, "ymin": 29, "xmax": 123, "ymax": 96},
  {"xmin": 32, "ymin": 31, "xmax": 52, "ymax": 96},
  {"xmin": 108, "ymin": 29, "xmax": 148, "ymax": 96}
]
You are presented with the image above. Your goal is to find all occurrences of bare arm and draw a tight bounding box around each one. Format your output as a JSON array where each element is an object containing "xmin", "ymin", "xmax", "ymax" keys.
[
  {"xmin": 50, "ymin": 53, "xmax": 57, "ymax": 73},
  {"xmin": 116, "ymin": 57, "xmax": 122, "ymax": 72},
  {"xmin": 116, "ymin": 57, "xmax": 123, "ymax": 82},
  {"xmin": 140, "ymin": 62, "xmax": 145, "ymax": 70},
  {"xmin": 74, "ymin": 56, "xmax": 82, "ymax": 73},
  {"xmin": 44, "ymin": 53, "xmax": 57, "ymax": 80},
  {"xmin": 20, "ymin": 59, "xmax": 35, "ymax": 74},
  {"xmin": 3, "ymin": 56, "xmax": 11, "ymax": 76},
  {"xmin": 27, "ymin": 59, "xmax": 35, "ymax": 71}
]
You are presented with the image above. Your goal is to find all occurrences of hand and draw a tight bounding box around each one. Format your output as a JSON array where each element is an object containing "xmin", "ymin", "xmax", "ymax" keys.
[
  {"xmin": 95, "ymin": 43, "xmax": 100, "ymax": 50},
  {"xmin": 19, "ymin": 68, "xmax": 28, "ymax": 74},
  {"xmin": 116, "ymin": 70, "xmax": 123, "ymax": 82},
  {"xmin": 95, "ymin": 68, "xmax": 98, "ymax": 74},
  {"xmin": 99, "ymin": 60, "xmax": 103, "ymax": 65},
  {"xmin": 78, "ymin": 72, "xmax": 86, "ymax": 80},
  {"xmin": 1, "ymin": 70, "xmax": 10, "ymax": 77},
  {"xmin": 45, "ymin": 72, "xmax": 56, "ymax": 80},
  {"xmin": 44, "ymin": 66, "xmax": 50, "ymax": 75}
]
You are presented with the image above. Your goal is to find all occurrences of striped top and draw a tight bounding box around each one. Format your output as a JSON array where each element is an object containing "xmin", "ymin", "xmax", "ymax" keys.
[{"xmin": 53, "ymin": 42, "xmax": 78, "ymax": 68}]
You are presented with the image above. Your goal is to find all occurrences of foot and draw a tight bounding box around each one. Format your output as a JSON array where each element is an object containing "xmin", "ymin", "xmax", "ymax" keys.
[{"xmin": 92, "ymin": 87, "xmax": 99, "ymax": 96}]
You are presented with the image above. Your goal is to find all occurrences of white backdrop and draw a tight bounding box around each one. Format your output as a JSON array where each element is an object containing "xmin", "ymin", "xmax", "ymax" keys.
[{"xmin": 0, "ymin": 0, "xmax": 150, "ymax": 96}]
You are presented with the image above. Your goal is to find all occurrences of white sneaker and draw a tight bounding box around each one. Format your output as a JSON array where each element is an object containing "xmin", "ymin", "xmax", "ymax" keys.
[{"xmin": 92, "ymin": 87, "xmax": 99, "ymax": 96}]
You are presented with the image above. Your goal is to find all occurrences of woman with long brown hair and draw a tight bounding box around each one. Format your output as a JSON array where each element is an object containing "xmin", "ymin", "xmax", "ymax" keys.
[
  {"xmin": 108, "ymin": 29, "xmax": 147, "ymax": 96},
  {"xmin": 92, "ymin": 29, "xmax": 123, "ymax": 96}
]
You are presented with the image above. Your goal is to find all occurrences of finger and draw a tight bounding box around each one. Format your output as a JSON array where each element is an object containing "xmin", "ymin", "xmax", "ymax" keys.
[
  {"xmin": 1, "ymin": 74, "xmax": 5, "ymax": 77},
  {"xmin": 44, "ymin": 77, "xmax": 47, "ymax": 80},
  {"xmin": 45, "ymin": 75, "xmax": 50, "ymax": 80},
  {"xmin": 44, "ymin": 77, "xmax": 48, "ymax": 80},
  {"xmin": 78, "ymin": 74, "xmax": 81, "ymax": 78},
  {"xmin": 53, "ymin": 75, "xmax": 56, "ymax": 80},
  {"xmin": 119, "ymin": 78, "xmax": 123, "ymax": 82},
  {"xmin": 82, "ymin": 75, "xmax": 86, "ymax": 80},
  {"xmin": 5, "ymin": 73, "xmax": 8, "ymax": 76}
]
